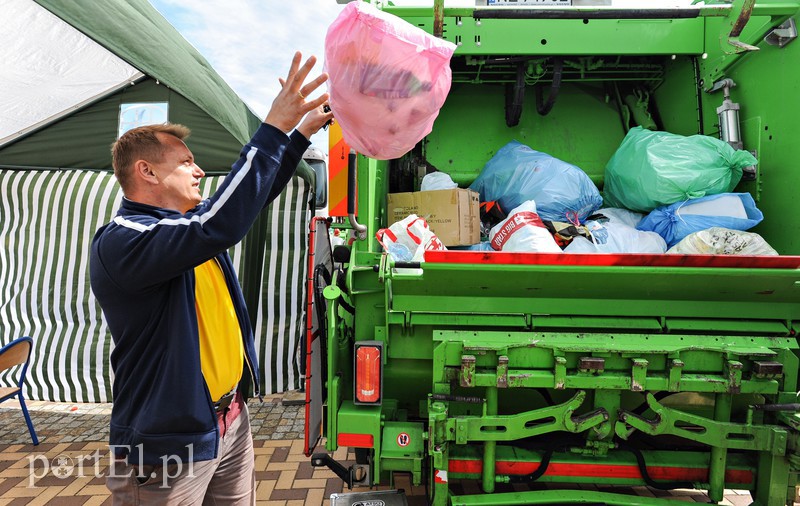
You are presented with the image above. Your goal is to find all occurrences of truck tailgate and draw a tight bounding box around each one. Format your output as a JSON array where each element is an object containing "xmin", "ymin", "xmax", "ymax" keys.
[{"xmin": 386, "ymin": 252, "xmax": 800, "ymax": 333}]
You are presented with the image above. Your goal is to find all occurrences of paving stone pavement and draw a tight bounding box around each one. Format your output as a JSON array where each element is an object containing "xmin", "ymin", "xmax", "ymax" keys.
[{"xmin": 0, "ymin": 397, "xmax": 793, "ymax": 505}]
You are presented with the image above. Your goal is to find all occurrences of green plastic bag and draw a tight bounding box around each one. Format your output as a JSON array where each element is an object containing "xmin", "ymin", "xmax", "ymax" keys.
[{"xmin": 603, "ymin": 126, "xmax": 757, "ymax": 212}]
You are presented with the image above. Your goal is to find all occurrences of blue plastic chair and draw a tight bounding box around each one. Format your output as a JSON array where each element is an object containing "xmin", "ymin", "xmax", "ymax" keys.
[{"xmin": 0, "ymin": 336, "xmax": 39, "ymax": 445}]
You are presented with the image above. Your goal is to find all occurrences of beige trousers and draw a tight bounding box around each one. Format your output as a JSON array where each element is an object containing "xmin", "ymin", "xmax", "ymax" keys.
[{"xmin": 106, "ymin": 402, "xmax": 255, "ymax": 506}]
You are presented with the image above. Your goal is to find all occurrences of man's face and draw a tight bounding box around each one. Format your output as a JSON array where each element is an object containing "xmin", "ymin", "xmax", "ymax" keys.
[{"xmin": 149, "ymin": 133, "xmax": 205, "ymax": 213}]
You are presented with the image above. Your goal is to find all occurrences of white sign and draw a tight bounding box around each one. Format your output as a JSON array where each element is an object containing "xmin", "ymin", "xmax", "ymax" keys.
[{"xmin": 396, "ymin": 432, "xmax": 411, "ymax": 447}]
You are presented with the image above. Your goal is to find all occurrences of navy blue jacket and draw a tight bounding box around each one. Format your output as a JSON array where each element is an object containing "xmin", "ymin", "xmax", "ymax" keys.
[{"xmin": 90, "ymin": 124, "xmax": 310, "ymax": 465}]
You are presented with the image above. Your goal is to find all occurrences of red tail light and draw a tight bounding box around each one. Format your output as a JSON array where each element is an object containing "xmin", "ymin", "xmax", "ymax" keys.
[{"xmin": 355, "ymin": 342, "xmax": 382, "ymax": 405}]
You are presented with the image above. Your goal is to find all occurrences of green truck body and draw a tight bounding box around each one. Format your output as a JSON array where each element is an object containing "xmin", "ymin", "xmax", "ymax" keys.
[{"xmin": 311, "ymin": 2, "xmax": 800, "ymax": 504}]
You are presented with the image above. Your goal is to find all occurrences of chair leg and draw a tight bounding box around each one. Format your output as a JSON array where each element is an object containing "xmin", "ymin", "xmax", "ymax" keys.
[{"xmin": 17, "ymin": 393, "xmax": 39, "ymax": 446}]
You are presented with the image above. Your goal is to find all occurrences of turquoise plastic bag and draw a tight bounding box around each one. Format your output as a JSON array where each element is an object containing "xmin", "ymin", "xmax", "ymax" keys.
[{"xmin": 603, "ymin": 127, "xmax": 757, "ymax": 212}]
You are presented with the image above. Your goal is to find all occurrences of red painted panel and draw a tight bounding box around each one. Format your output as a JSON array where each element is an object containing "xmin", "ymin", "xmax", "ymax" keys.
[
  {"xmin": 425, "ymin": 250, "xmax": 800, "ymax": 269},
  {"xmin": 448, "ymin": 459, "xmax": 753, "ymax": 484},
  {"xmin": 338, "ymin": 433, "xmax": 375, "ymax": 448}
]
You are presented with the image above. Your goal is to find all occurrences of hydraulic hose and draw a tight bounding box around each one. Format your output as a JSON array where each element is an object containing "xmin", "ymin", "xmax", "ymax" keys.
[
  {"xmin": 313, "ymin": 264, "xmax": 332, "ymax": 338},
  {"xmin": 616, "ymin": 440, "xmax": 694, "ymax": 490},
  {"xmin": 506, "ymin": 447, "xmax": 555, "ymax": 484},
  {"xmin": 506, "ymin": 435, "xmax": 581, "ymax": 484},
  {"xmin": 347, "ymin": 150, "xmax": 367, "ymax": 240},
  {"xmin": 505, "ymin": 437, "xmax": 694, "ymax": 491},
  {"xmin": 312, "ymin": 263, "xmax": 332, "ymax": 387},
  {"xmin": 536, "ymin": 57, "xmax": 563, "ymax": 116},
  {"xmin": 505, "ymin": 63, "xmax": 526, "ymax": 127}
]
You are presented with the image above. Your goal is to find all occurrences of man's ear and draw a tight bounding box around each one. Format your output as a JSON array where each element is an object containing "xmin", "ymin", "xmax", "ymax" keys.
[{"xmin": 133, "ymin": 159, "xmax": 159, "ymax": 185}]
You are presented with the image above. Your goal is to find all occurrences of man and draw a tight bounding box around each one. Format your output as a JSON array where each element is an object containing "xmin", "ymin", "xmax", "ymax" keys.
[{"xmin": 90, "ymin": 52, "xmax": 334, "ymax": 504}]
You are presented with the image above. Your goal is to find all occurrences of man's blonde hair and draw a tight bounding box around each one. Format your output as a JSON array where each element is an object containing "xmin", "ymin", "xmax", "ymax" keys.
[{"xmin": 111, "ymin": 123, "xmax": 191, "ymax": 190}]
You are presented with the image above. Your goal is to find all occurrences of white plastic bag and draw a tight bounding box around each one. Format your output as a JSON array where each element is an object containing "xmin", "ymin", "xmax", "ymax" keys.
[
  {"xmin": 564, "ymin": 220, "xmax": 667, "ymax": 254},
  {"xmin": 376, "ymin": 214, "xmax": 446, "ymax": 262},
  {"xmin": 489, "ymin": 201, "xmax": 562, "ymax": 253},
  {"xmin": 667, "ymin": 227, "xmax": 778, "ymax": 256},
  {"xmin": 421, "ymin": 172, "xmax": 458, "ymax": 191},
  {"xmin": 593, "ymin": 207, "xmax": 644, "ymax": 229},
  {"xmin": 325, "ymin": 2, "xmax": 456, "ymax": 160}
]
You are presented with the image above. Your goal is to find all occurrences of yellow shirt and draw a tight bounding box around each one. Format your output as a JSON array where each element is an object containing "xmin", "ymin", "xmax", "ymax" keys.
[{"xmin": 194, "ymin": 258, "xmax": 244, "ymax": 401}]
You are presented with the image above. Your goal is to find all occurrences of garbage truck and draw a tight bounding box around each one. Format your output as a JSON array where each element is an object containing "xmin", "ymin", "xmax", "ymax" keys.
[{"xmin": 306, "ymin": 1, "xmax": 800, "ymax": 504}]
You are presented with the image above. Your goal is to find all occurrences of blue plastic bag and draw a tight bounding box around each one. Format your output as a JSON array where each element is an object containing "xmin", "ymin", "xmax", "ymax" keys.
[
  {"xmin": 636, "ymin": 193, "xmax": 763, "ymax": 247},
  {"xmin": 469, "ymin": 141, "xmax": 602, "ymax": 222}
]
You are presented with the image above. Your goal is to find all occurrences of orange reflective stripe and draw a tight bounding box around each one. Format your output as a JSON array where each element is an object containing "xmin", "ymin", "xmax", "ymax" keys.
[{"xmin": 328, "ymin": 122, "xmax": 353, "ymax": 217}]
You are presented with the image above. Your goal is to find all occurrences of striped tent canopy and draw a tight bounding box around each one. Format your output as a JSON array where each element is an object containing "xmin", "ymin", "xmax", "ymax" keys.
[{"xmin": 0, "ymin": 0, "xmax": 314, "ymax": 401}]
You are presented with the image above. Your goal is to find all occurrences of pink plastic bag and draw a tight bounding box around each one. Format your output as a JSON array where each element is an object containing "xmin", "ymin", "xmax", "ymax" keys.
[{"xmin": 325, "ymin": 2, "xmax": 456, "ymax": 160}]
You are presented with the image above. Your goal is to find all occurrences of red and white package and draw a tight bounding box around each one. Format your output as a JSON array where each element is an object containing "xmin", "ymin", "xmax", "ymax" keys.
[
  {"xmin": 377, "ymin": 215, "xmax": 446, "ymax": 262},
  {"xmin": 489, "ymin": 201, "xmax": 562, "ymax": 253}
]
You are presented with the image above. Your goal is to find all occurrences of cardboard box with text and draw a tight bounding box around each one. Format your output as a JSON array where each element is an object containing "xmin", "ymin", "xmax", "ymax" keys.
[{"xmin": 387, "ymin": 188, "xmax": 480, "ymax": 246}]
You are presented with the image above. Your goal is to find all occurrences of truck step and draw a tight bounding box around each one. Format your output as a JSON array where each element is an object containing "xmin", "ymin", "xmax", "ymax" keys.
[{"xmin": 330, "ymin": 489, "xmax": 408, "ymax": 506}]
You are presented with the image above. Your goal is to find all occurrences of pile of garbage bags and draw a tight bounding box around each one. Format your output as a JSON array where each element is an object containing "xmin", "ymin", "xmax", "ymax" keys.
[
  {"xmin": 380, "ymin": 129, "xmax": 778, "ymax": 262},
  {"xmin": 323, "ymin": 5, "xmax": 778, "ymax": 261}
]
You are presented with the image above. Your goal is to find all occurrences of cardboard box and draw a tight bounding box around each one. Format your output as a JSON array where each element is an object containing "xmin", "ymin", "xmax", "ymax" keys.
[{"xmin": 387, "ymin": 188, "xmax": 480, "ymax": 246}]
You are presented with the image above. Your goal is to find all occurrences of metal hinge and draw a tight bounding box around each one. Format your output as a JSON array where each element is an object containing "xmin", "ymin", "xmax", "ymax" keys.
[{"xmin": 765, "ymin": 18, "xmax": 798, "ymax": 48}]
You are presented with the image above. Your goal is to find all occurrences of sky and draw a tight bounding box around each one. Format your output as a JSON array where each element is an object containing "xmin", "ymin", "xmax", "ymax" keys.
[
  {"xmin": 148, "ymin": 0, "xmax": 692, "ymax": 153},
  {"xmin": 148, "ymin": 0, "xmax": 348, "ymax": 151},
  {"xmin": 145, "ymin": 0, "xmax": 491, "ymax": 151}
]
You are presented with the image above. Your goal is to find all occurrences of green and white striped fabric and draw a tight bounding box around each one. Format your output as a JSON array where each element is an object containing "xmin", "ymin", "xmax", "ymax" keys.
[
  {"xmin": 0, "ymin": 169, "xmax": 120, "ymax": 402},
  {"xmin": 0, "ymin": 169, "xmax": 310, "ymax": 402},
  {"xmin": 247, "ymin": 180, "xmax": 311, "ymax": 394}
]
